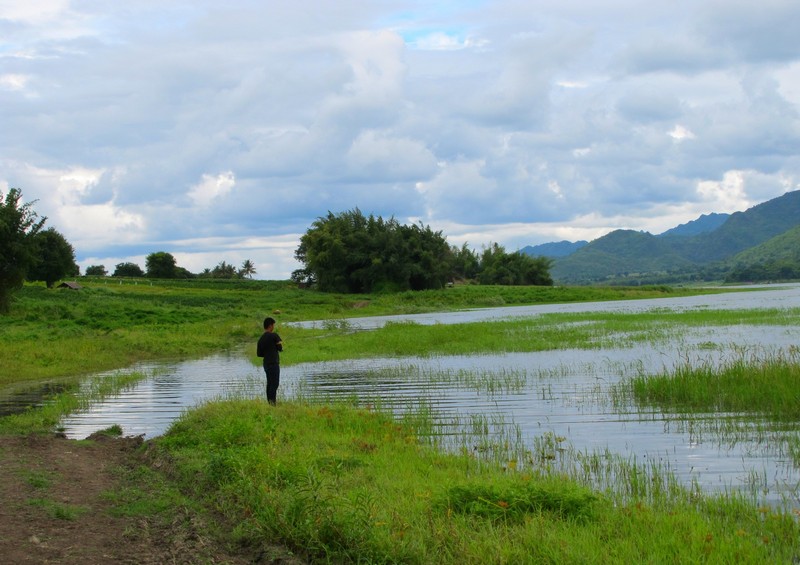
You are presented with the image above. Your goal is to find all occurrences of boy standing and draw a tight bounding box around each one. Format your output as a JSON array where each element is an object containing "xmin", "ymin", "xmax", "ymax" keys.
[{"xmin": 256, "ymin": 317, "xmax": 283, "ymax": 405}]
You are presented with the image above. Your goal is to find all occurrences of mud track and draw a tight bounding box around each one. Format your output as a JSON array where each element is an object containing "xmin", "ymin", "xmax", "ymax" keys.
[{"xmin": 0, "ymin": 433, "xmax": 303, "ymax": 564}]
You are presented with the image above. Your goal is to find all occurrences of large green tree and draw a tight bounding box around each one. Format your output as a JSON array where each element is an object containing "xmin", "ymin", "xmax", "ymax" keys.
[
  {"xmin": 295, "ymin": 209, "xmax": 453, "ymax": 293},
  {"xmin": 0, "ymin": 188, "xmax": 46, "ymax": 312},
  {"xmin": 28, "ymin": 227, "xmax": 79, "ymax": 288},
  {"xmin": 85, "ymin": 265, "xmax": 107, "ymax": 276},
  {"xmin": 145, "ymin": 251, "xmax": 177, "ymax": 279},
  {"xmin": 113, "ymin": 262, "xmax": 144, "ymax": 277},
  {"xmin": 478, "ymin": 243, "xmax": 553, "ymax": 286}
]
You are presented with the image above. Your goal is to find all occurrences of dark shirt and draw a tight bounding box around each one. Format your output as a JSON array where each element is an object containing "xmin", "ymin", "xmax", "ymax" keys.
[{"xmin": 257, "ymin": 331, "xmax": 282, "ymax": 366}]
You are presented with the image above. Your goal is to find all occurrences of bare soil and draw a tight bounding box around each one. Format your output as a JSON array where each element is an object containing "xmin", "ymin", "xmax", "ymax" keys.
[{"xmin": 0, "ymin": 433, "xmax": 304, "ymax": 564}]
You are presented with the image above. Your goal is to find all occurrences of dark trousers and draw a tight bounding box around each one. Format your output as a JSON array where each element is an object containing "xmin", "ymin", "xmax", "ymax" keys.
[{"xmin": 264, "ymin": 363, "xmax": 280, "ymax": 405}]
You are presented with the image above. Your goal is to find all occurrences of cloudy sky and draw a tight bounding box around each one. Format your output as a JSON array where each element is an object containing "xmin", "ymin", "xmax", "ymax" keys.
[{"xmin": 2, "ymin": 1, "xmax": 799, "ymax": 279}]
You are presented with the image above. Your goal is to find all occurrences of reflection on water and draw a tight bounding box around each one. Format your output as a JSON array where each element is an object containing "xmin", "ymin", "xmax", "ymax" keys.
[
  {"xmin": 0, "ymin": 381, "xmax": 74, "ymax": 417},
  {"xmin": 46, "ymin": 284, "xmax": 800, "ymax": 504}
]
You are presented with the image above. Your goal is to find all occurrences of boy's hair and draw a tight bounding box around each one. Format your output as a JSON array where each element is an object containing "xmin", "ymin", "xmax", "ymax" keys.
[{"xmin": 263, "ymin": 317, "xmax": 276, "ymax": 329}]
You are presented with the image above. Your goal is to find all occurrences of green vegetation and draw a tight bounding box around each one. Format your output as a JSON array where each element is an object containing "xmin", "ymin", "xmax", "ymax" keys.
[
  {"xmin": 627, "ymin": 351, "xmax": 800, "ymax": 420},
  {"xmin": 294, "ymin": 208, "xmax": 552, "ymax": 291},
  {"xmin": 28, "ymin": 498, "xmax": 88, "ymax": 521},
  {"xmin": 0, "ymin": 278, "xmax": 729, "ymax": 385},
  {"xmin": 288, "ymin": 307, "xmax": 800, "ymax": 365},
  {"xmin": 294, "ymin": 208, "xmax": 457, "ymax": 291},
  {"xmin": 151, "ymin": 400, "xmax": 800, "ymax": 563},
  {"xmin": 725, "ymin": 225, "xmax": 800, "ymax": 282},
  {"xmin": 0, "ymin": 371, "xmax": 146, "ymax": 434},
  {"xmin": 0, "ymin": 188, "xmax": 46, "ymax": 313}
]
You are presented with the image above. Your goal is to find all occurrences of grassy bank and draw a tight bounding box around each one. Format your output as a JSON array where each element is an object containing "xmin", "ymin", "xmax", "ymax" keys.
[
  {"xmin": 151, "ymin": 399, "xmax": 800, "ymax": 564},
  {"xmin": 0, "ymin": 279, "xmax": 734, "ymax": 386}
]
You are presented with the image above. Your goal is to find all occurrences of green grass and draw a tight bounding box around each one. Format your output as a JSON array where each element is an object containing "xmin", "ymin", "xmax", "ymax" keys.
[
  {"xmin": 0, "ymin": 279, "xmax": 740, "ymax": 386},
  {"xmin": 627, "ymin": 350, "xmax": 800, "ymax": 420},
  {"xmin": 152, "ymin": 399, "xmax": 800, "ymax": 564},
  {"xmin": 283, "ymin": 308, "xmax": 800, "ymax": 365},
  {"xmin": 28, "ymin": 498, "xmax": 89, "ymax": 521}
]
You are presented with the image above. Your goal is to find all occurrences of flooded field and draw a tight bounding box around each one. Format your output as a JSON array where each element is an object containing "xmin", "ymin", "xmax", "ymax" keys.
[{"xmin": 5, "ymin": 283, "xmax": 800, "ymax": 505}]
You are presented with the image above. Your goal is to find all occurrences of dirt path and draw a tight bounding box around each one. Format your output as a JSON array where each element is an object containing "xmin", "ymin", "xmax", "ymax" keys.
[{"xmin": 0, "ymin": 433, "xmax": 303, "ymax": 564}]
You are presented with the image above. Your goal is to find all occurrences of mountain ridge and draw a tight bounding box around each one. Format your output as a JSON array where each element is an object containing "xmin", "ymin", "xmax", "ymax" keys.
[{"xmin": 530, "ymin": 190, "xmax": 800, "ymax": 284}]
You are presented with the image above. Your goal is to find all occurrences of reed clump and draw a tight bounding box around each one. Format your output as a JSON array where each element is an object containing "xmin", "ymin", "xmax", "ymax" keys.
[{"xmin": 630, "ymin": 350, "xmax": 800, "ymax": 420}]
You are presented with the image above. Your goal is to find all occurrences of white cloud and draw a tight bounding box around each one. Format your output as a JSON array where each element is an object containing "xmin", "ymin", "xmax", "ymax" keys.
[
  {"xmin": 696, "ymin": 170, "xmax": 752, "ymax": 212},
  {"xmin": 188, "ymin": 172, "xmax": 236, "ymax": 207},
  {"xmin": 0, "ymin": 0, "xmax": 70, "ymax": 24},
  {"xmin": 668, "ymin": 124, "xmax": 696, "ymax": 141},
  {"xmin": 346, "ymin": 130, "xmax": 437, "ymax": 180},
  {"xmin": 0, "ymin": 74, "xmax": 30, "ymax": 91},
  {"xmin": 409, "ymin": 32, "xmax": 489, "ymax": 51}
]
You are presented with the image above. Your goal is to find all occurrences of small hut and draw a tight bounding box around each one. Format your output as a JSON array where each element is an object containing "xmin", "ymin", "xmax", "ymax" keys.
[{"xmin": 58, "ymin": 281, "xmax": 82, "ymax": 290}]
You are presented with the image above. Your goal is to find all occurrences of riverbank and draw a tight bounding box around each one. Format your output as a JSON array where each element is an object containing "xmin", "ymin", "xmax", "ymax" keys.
[{"xmin": 148, "ymin": 399, "xmax": 800, "ymax": 563}]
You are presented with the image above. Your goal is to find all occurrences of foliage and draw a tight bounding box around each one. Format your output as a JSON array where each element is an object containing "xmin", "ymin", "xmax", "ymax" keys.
[
  {"xmin": 240, "ymin": 259, "xmax": 256, "ymax": 279},
  {"xmin": 478, "ymin": 242, "xmax": 553, "ymax": 285},
  {"xmin": 145, "ymin": 251, "xmax": 178, "ymax": 279},
  {"xmin": 85, "ymin": 265, "xmax": 107, "ymax": 276},
  {"xmin": 295, "ymin": 208, "xmax": 453, "ymax": 293},
  {"xmin": 199, "ymin": 261, "xmax": 241, "ymax": 279},
  {"xmin": 27, "ymin": 227, "xmax": 79, "ymax": 288},
  {"xmin": 113, "ymin": 262, "xmax": 144, "ymax": 277},
  {"xmin": 723, "ymin": 225, "xmax": 800, "ymax": 282},
  {"xmin": 295, "ymin": 209, "xmax": 555, "ymax": 293},
  {"xmin": 450, "ymin": 242, "xmax": 480, "ymax": 280},
  {"xmin": 0, "ymin": 188, "xmax": 46, "ymax": 313}
]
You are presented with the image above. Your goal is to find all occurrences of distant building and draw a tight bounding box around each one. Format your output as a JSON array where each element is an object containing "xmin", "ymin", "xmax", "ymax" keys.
[{"xmin": 58, "ymin": 281, "xmax": 82, "ymax": 290}]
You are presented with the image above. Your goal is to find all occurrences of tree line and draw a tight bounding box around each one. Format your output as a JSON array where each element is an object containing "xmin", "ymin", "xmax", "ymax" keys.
[
  {"xmin": 292, "ymin": 209, "xmax": 553, "ymax": 292},
  {"xmin": 1, "ymin": 189, "xmax": 554, "ymax": 313},
  {"xmin": 86, "ymin": 254, "xmax": 258, "ymax": 280}
]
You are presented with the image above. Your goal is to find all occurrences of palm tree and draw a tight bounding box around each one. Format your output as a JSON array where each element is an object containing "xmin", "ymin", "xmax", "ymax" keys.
[{"xmin": 240, "ymin": 259, "xmax": 256, "ymax": 279}]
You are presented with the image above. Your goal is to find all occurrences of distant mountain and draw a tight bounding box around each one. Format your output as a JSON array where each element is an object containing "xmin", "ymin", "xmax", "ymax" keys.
[
  {"xmin": 521, "ymin": 212, "xmax": 727, "ymax": 261},
  {"xmin": 520, "ymin": 240, "xmax": 588, "ymax": 258},
  {"xmin": 657, "ymin": 213, "xmax": 729, "ymax": 237},
  {"xmin": 550, "ymin": 230, "xmax": 694, "ymax": 283},
  {"xmin": 549, "ymin": 190, "xmax": 800, "ymax": 284},
  {"xmin": 727, "ymin": 224, "xmax": 800, "ymax": 265},
  {"xmin": 722, "ymin": 225, "xmax": 800, "ymax": 282},
  {"xmin": 678, "ymin": 190, "xmax": 800, "ymax": 263}
]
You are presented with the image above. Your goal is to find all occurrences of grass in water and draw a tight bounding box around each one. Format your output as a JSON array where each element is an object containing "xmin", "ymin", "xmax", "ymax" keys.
[
  {"xmin": 152, "ymin": 399, "xmax": 800, "ymax": 563},
  {"xmin": 0, "ymin": 371, "xmax": 148, "ymax": 434},
  {"xmin": 628, "ymin": 349, "xmax": 800, "ymax": 420}
]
